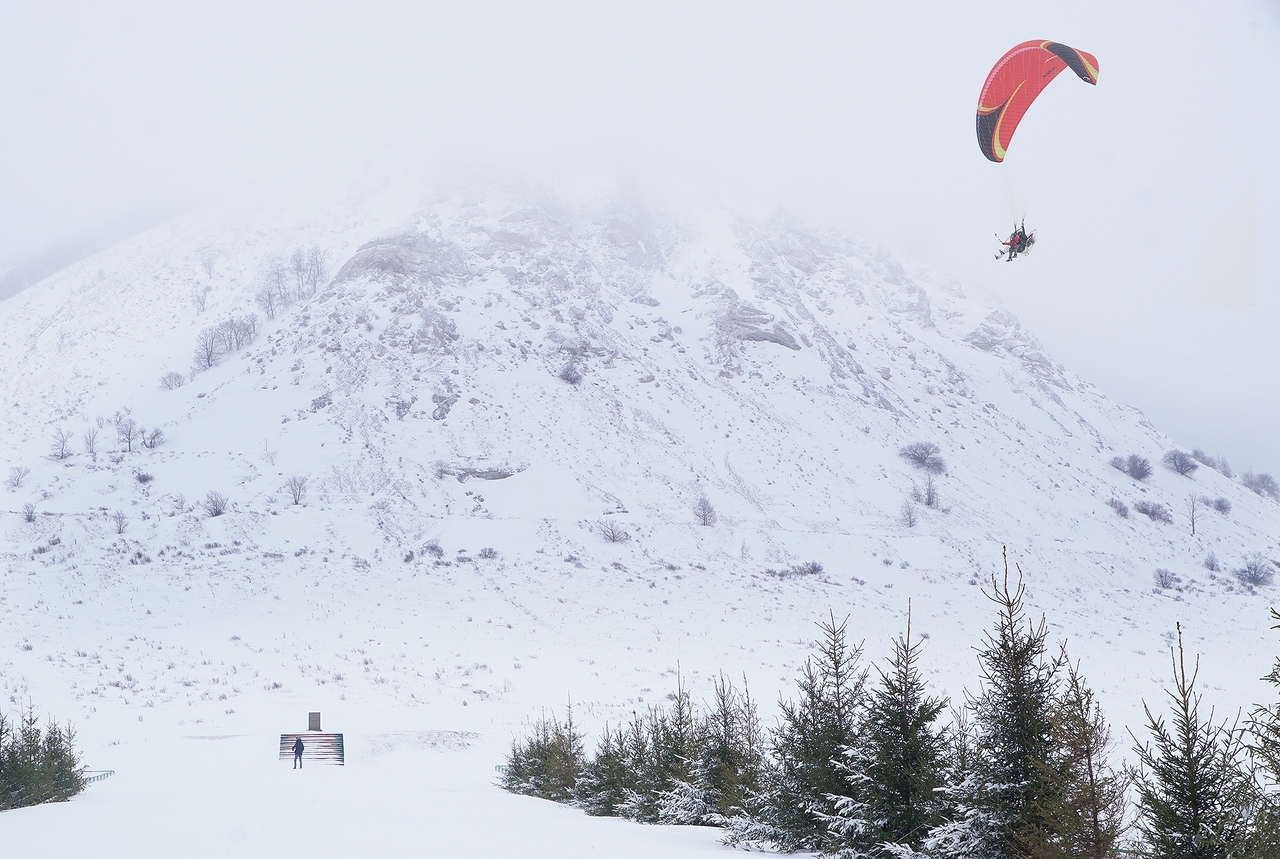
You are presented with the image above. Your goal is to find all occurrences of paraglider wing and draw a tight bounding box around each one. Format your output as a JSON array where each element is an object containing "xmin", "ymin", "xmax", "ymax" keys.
[{"xmin": 976, "ymin": 41, "xmax": 1098, "ymax": 162}]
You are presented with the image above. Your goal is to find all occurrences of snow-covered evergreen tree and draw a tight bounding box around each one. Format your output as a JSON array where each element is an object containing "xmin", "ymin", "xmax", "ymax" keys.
[
  {"xmin": 939, "ymin": 556, "xmax": 1066, "ymax": 859},
  {"xmin": 1131, "ymin": 624, "xmax": 1254, "ymax": 859},
  {"xmin": 574, "ymin": 723, "xmax": 629, "ymax": 816},
  {"xmin": 1244, "ymin": 608, "xmax": 1280, "ymax": 854},
  {"xmin": 1031, "ymin": 656, "xmax": 1127, "ymax": 859},
  {"xmin": 729, "ymin": 613, "xmax": 867, "ymax": 851},
  {"xmin": 500, "ymin": 705, "xmax": 585, "ymax": 802},
  {"xmin": 660, "ymin": 674, "xmax": 765, "ymax": 826},
  {"xmin": 825, "ymin": 607, "xmax": 949, "ymax": 858}
]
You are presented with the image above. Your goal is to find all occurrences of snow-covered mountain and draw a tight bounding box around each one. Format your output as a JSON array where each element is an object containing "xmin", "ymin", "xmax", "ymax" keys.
[{"xmin": 1, "ymin": 186, "xmax": 1276, "ymax": 856}]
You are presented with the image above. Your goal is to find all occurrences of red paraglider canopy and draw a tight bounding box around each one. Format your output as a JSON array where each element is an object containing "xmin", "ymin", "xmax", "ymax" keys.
[{"xmin": 976, "ymin": 41, "xmax": 1099, "ymax": 163}]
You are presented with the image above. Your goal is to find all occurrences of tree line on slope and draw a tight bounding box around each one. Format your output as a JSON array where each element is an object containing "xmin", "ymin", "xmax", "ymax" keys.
[{"xmin": 501, "ymin": 553, "xmax": 1280, "ymax": 858}]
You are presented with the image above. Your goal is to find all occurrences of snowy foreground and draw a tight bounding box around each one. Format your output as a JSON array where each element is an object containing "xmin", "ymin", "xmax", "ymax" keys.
[
  {"xmin": 2, "ymin": 729, "xmax": 728, "ymax": 857},
  {"xmin": 1, "ymin": 187, "xmax": 1278, "ymax": 854}
]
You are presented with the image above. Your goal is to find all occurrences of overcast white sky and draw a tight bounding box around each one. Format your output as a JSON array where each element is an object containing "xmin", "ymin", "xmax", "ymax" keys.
[{"xmin": 2, "ymin": 1, "xmax": 1277, "ymax": 471}]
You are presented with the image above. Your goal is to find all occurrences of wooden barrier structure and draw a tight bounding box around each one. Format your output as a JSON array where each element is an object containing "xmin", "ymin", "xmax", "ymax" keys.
[{"xmin": 280, "ymin": 712, "xmax": 344, "ymax": 765}]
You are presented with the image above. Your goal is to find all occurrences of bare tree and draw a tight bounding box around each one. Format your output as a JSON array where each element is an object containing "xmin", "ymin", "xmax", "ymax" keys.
[
  {"xmin": 143, "ymin": 428, "xmax": 166, "ymax": 449},
  {"xmin": 202, "ymin": 491, "xmax": 229, "ymax": 517},
  {"xmin": 900, "ymin": 500, "xmax": 918, "ymax": 528},
  {"xmin": 199, "ymin": 248, "xmax": 218, "ymax": 279},
  {"xmin": 285, "ymin": 475, "xmax": 309, "ymax": 505},
  {"xmin": 160, "ymin": 371, "xmax": 185, "ymax": 390},
  {"xmin": 1242, "ymin": 472, "xmax": 1280, "ymax": 501},
  {"xmin": 1184, "ymin": 493, "xmax": 1201, "ymax": 536},
  {"xmin": 49, "ymin": 428, "xmax": 74, "ymax": 460},
  {"xmin": 193, "ymin": 326, "xmax": 221, "ymax": 370},
  {"xmin": 21, "ymin": 502, "xmax": 36, "ymax": 522},
  {"xmin": 911, "ymin": 473, "xmax": 940, "ymax": 508},
  {"xmin": 82, "ymin": 428, "xmax": 98, "ymax": 460},
  {"xmin": 596, "ymin": 519, "xmax": 631, "ymax": 543},
  {"xmin": 192, "ymin": 286, "xmax": 210, "ymax": 314},
  {"xmin": 1162, "ymin": 449, "xmax": 1199, "ymax": 477},
  {"xmin": 304, "ymin": 245, "xmax": 327, "ymax": 294},
  {"xmin": 111, "ymin": 510, "xmax": 128, "ymax": 534},
  {"xmin": 266, "ymin": 257, "xmax": 290, "ymax": 303},
  {"xmin": 116, "ymin": 418, "xmax": 141, "ymax": 453},
  {"xmin": 899, "ymin": 441, "xmax": 946, "ymax": 474},
  {"xmin": 693, "ymin": 495, "xmax": 717, "ymax": 526},
  {"xmin": 5, "ymin": 466, "xmax": 29, "ymax": 488},
  {"xmin": 255, "ymin": 286, "xmax": 279, "ymax": 320},
  {"xmin": 290, "ymin": 247, "xmax": 307, "ymax": 297}
]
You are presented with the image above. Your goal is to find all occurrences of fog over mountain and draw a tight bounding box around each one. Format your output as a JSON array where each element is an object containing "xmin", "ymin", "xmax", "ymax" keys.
[{"xmin": 2, "ymin": 184, "xmax": 1278, "ymax": 854}]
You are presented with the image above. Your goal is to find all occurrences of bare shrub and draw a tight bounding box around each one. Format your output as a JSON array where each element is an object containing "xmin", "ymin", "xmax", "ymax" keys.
[
  {"xmin": 899, "ymin": 441, "xmax": 946, "ymax": 474},
  {"xmin": 1235, "ymin": 552, "xmax": 1275, "ymax": 587},
  {"xmin": 1162, "ymin": 449, "xmax": 1199, "ymax": 477},
  {"xmin": 142, "ymin": 428, "xmax": 165, "ymax": 449},
  {"xmin": 765, "ymin": 561, "xmax": 824, "ymax": 578},
  {"xmin": 596, "ymin": 519, "xmax": 631, "ymax": 543},
  {"xmin": 5, "ymin": 466, "xmax": 29, "ymax": 489},
  {"xmin": 1111, "ymin": 454, "xmax": 1153, "ymax": 480},
  {"xmin": 285, "ymin": 476, "xmax": 308, "ymax": 505},
  {"xmin": 49, "ymin": 428, "xmax": 74, "ymax": 460},
  {"xmin": 1105, "ymin": 497, "xmax": 1129, "ymax": 518},
  {"xmin": 424, "ymin": 540, "xmax": 444, "ymax": 559},
  {"xmin": 160, "ymin": 371, "xmax": 186, "ymax": 390},
  {"xmin": 1242, "ymin": 472, "xmax": 1280, "ymax": 501},
  {"xmin": 1192, "ymin": 449, "xmax": 1233, "ymax": 477},
  {"xmin": 21, "ymin": 503, "xmax": 36, "ymax": 523},
  {"xmin": 900, "ymin": 501, "xmax": 918, "ymax": 528},
  {"xmin": 1204, "ymin": 552, "xmax": 1219, "ymax": 572},
  {"xmin": 1133, "ymin": 500, "xmax": 1172, "ymax": 523},
  {"xmin": 558, "ymin": 361, "xmax": 583, "ymax": 385},
  {"xmin": 202, "ymin": 491, "xmax": 229, "ymax": 517},
  {"xmin": 693, "ymin": 496, "xmax": 717, "ymax": 526},
  {"xmin": 478, "ymin": 547, "xmax": 498, "ymax": 560},
  {"xmin": 1153, "ymin": 568, "xmax": 1182, "ymax": 590},
  {"xmin": 111, "ymin": 510, "xmax": 128, "ymax": 534},
  {"xmin": 134, "ymin": 471, "xmax": 153, "ymax": 485},
  {"xmin": 83, "ymin": 428, "xmax": 98, "ymax": 459}
]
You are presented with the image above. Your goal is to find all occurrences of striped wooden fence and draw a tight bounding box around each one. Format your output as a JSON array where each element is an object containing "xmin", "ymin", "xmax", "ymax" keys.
[{"xmin": 279, "ymin": 733, "xmax": 345, "ymax": 765}]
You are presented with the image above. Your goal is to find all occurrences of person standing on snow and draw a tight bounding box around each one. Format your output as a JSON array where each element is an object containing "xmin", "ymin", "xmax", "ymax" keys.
[{"xmin": 293, "ymin": 736, "xmax": 305, "ymax": 769}]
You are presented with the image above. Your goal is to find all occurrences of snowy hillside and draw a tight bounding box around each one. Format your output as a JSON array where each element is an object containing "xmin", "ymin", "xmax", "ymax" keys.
[{"xmin": 1, "ymin": 187, "xmax": 1276, "ymax": 855}]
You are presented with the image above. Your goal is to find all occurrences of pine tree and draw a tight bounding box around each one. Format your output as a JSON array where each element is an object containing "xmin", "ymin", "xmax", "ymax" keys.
[
  {"xmin": 1130, "ymin": 624, "xmax": 1253, "ymax": 859},
  {"xmin": 735, "ymin": 612, "xmax": 868, "ymax": 851},
  {"xmin": 574, "ymin": 723, "xmax": 630, "ymax": 816},
  {"xmin": 825, "ymin": 605, "xmax": 949, "ymax": 858},
  {"xmin": 0, "ymin": 705, "xmax": 85, "ymax": 810},
  {"xmin": 617, "ymin": 708, "xmax": 664, "ymax": 822},
  {"xmin": 949, "ymin": 554, "xmax": 1066, "ymax": 859},
  {"xmin": 661, "ymin": 674, "xmax": 766, "ymax": 826},
  {"xmin": 500, "ymin": 704, "xmax": 584, "ymax": 802},
  {"xmin": 1026, "ymin": 655, "xmax": 1127, "ymax": 859},
  {"xmin": 1244, "ymin": 608, "xmax": 1280, "ymax": 855}
]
